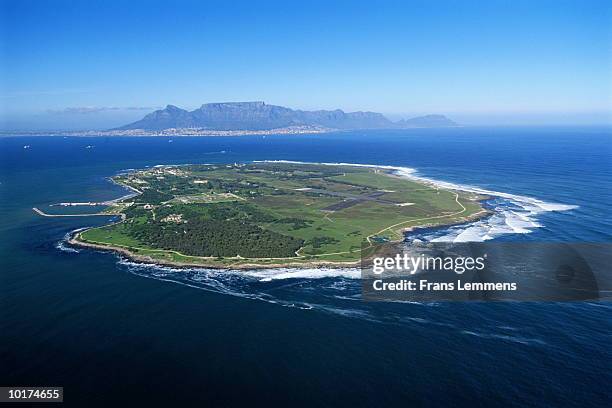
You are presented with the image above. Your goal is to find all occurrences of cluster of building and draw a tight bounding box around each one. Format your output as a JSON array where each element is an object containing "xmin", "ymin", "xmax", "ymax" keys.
[{"xmin": 37, "ymin": 125, "xmax": 331, "ymax": 137}]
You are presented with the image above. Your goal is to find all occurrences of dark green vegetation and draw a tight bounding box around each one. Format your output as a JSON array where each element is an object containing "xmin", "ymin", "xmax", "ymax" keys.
[
  {"xmin": 80, "ymin": 162, "xmax": 485, "ymax": 266},
  {"xmin": 116, "ymin": 202, "xmax": 302, "ymax": 258}
]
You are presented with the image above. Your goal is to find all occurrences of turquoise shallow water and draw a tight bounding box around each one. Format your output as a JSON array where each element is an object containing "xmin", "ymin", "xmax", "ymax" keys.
[{"xmin": 1, "ymin": 127, "xmax": 611, "ymax": 407}]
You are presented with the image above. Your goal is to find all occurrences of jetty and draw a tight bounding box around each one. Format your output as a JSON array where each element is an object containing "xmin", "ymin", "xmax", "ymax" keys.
[{"xmin": 32, "ymin": 207, "xmax": 120, "ymax": 218}]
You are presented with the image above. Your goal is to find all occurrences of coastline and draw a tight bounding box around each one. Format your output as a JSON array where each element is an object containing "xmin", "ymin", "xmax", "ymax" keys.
[
  {"xmin": 68, "ymin": 204, "xmax": 490, "ymax": 270},
  {"xmin": 1, "ymin": 126, "xmax": 334, "ymax": 138},
  {"xmin": 51, "ymin": 157, "xmax": 576, "ymax": 269},
  {"xmin": 0, "ymin": 125, "xmax": 465, "ymax": 138},
  {"xmin": 67, "ymin": 165, "xmax": 492, "ymax": 270},
  {"xmin": 68, "ymin": 233, "xmax": 363, "ymax": 270}
]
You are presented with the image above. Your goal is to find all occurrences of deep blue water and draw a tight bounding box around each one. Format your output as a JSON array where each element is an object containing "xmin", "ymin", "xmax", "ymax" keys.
[{"xmin": 1, "ymin": 127, "xmax": 611, "ymax": 407}]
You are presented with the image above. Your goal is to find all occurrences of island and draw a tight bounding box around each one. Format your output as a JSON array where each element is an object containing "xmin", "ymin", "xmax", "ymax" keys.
[{"xmin": 70, "ymin": 162, "xmax": 488, "ymax": 268}]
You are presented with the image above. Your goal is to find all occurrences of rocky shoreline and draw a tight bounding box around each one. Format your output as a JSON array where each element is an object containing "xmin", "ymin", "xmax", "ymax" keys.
[{"xmin": 69, "ymin": 233, "xmax": 362, "ymax": 270}]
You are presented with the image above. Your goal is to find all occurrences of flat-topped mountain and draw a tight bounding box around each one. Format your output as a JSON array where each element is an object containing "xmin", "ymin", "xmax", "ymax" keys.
[{"xmin": 116, "ymin": 102, "xmax": 457, "ymax": 131}]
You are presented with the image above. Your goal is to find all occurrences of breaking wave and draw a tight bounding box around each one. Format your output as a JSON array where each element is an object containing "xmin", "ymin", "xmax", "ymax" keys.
[
  {"xmin": 56, "ymin": 240, "xmax": 80, "ymax": 253},
  {"xmin": 112, "ymin": 258, "xmax": 538, "ymax": 340},
  {"xmin": 56, "ymin": 227, "xmax": 89, "ymax": 253},
  {"xmin": 262, "ymin": 160, "xmax": 578, "ymax": 242},
  {"xmin": 58, "ymin": 160, "xmax": 579, "ymax": 320},
  {"xmin": 116, "ymin": 258, "xmax": 360, "ymax": 311},
  {"xmin": 460, "ymin": 330, "xmax": 547, "ymax": 346},
  {"xmin": 113, "ymin": 258, "xmax": 455, "ymax": 325},
  {"xmin": 242, "ymin": 268, "xmax": 361, "ymax": 281}
]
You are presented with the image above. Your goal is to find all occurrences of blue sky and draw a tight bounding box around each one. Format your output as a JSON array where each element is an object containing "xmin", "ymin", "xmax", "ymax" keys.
[{"xmin": 1, "ymin": 0, "xmax": 611, "ymax": 129}]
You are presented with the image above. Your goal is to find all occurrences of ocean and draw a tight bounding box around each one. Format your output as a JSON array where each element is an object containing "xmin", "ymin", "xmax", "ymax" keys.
[{"xmin": 1, "ymin": 127, "xmax": 611, "ymax": 407}]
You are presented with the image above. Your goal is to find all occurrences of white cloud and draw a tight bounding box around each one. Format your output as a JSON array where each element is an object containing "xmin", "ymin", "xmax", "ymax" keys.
[{"xmin": 47, "ymin": 106, "xmax": 160, "ymax": 114}]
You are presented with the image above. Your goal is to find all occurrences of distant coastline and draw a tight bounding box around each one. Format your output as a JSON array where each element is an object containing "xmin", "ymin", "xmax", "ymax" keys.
[
  {"xmin": 0, "ymin": 124, "xmax": 464, "ymax": 138},
  {"xmin": 115, "ymin": 101, "xmax": 459, "ymax": 132},
  {"xmin": 1, "ymin": 101, "xmax": 460, "ymax": 136},
  {"xmin": 1, "ymin": 125, "xmax": 333, "ymax": 137}
]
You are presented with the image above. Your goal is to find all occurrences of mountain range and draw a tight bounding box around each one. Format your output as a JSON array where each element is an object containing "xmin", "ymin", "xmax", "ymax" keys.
[{"xmin": 116, "ymin": 101, "xmax": 457, "ymax": 131}]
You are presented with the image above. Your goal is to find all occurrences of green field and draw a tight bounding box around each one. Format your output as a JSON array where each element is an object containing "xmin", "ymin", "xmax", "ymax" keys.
[{"xmin": 78, "ymin": 162, "xmax": 486, "ymax": 266}]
